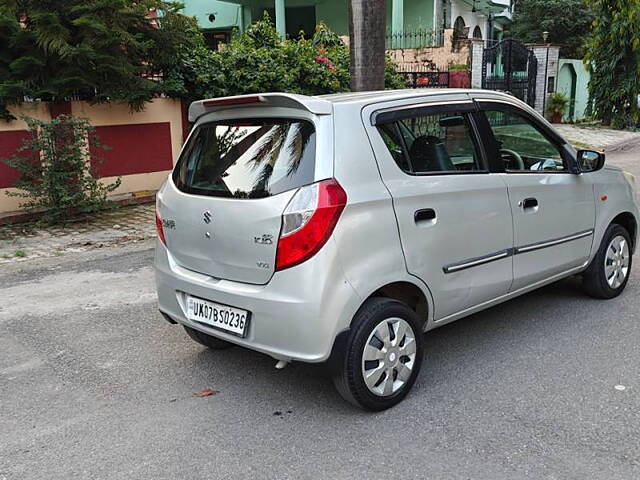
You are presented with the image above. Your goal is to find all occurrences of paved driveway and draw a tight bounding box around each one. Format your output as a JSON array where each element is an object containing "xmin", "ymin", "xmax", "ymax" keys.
[{"xmin": 1, "ymin": 143, "xmax": 640, "ymax": 479}]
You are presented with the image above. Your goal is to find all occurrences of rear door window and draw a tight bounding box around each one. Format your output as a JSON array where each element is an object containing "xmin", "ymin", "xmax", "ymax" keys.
[
  {"xmin": 173, "ymin": 118, "xmax": 316, "ymax": 198},
  {"xmin": 376, "ymin": 111, "xmax": 484, "ymax": 174}
]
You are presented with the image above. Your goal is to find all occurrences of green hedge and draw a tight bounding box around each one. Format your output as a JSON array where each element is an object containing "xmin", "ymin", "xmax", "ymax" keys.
[{"xmin": 167, "ymin": 14, "xmax": 406, "ymax": 103}]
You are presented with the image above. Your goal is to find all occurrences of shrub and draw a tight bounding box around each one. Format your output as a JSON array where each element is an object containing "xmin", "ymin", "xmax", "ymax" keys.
[
  {"xmin": 1, "ymin": 115, "xmax": 121, "ymax": 224},
  {"xmin": 547, "ymin": 92, "xmax": 570, "ymax": 117},
  {"xmin": 171, "ymin": 15, "xmax": 405, "ymax": 103}
]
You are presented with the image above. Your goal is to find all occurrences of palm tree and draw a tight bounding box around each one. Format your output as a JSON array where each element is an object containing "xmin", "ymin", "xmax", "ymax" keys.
[{"xmin": 348, "ymin": 0, "xmax": 387, "ymax": 91}]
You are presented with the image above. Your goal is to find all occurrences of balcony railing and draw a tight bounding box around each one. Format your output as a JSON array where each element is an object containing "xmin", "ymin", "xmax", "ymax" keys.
[{"xmin": 385, "ymin": 29, "xmax": 444, "ymax": 50}]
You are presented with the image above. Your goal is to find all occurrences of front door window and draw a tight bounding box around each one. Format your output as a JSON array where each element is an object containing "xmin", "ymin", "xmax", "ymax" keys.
[{"xmin": 484, "ymin": 110, "xmax": 567, "ymax": 172}]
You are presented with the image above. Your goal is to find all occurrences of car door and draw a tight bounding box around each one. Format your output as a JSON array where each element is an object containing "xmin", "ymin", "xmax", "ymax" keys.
[
  {"xmin": 365, "ymin": 98, "xmax": 514, "ymax": 321},
  {"xmin": 476, "ymin": 100, "xmax": 596, "ymax": 291}
]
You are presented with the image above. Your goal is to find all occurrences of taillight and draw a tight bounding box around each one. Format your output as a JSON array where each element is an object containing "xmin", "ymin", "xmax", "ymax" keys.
[
  {"xmin": 275, "ymin": 178, "xmax": 347, "ymax": 271},
  {"xmin": 155, "ymin": 206, "xmax": 166, "ymax": 245}
]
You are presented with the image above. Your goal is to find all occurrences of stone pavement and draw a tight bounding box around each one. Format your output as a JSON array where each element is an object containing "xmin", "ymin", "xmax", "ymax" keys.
[
  {"xmin": 555, "ymin": 124, "xmax": 640, "ymax": 151},
  {"xmin": 0, "ymin": 203, "xmax": 156, "ymax": 265}
]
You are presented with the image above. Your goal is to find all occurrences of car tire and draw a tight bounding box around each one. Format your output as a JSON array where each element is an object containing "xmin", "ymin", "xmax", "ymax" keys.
[
  {"xmin": 332, "ymin": 297, "xmax": 424, "ymax": 411},
  {"xmin": 583, "ymin": 224, "xmax": 633, "ymax": 299},
  {"xmin": 184, "ymin": 326, "xmax": 234, "ymax": 350}
]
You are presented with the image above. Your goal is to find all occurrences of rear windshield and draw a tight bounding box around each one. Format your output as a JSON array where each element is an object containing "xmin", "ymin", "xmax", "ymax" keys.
[{"xmin": 173, "ymin": 118, "xmax": 316, "ymax": 199}]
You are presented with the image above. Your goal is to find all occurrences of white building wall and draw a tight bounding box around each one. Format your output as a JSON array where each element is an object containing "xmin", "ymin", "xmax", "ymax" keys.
[
  {"xmin": 450, "ymin": 0, "xmax": 489, "ymax": 40},
  {"xmin": 492, "ymin": 0, "xmax": 513, "ymax": 21}
]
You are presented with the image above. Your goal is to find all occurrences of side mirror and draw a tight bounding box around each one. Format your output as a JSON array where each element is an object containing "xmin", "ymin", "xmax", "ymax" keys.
[{"xmin": 577, "ymin": 150, "xmax": 606, "ymax": 173}]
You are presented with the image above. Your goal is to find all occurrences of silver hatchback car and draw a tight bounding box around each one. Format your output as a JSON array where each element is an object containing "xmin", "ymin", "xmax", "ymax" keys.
[{"xmin": 155, "ymin": 89, "xmax": 639, "ymax": 410}]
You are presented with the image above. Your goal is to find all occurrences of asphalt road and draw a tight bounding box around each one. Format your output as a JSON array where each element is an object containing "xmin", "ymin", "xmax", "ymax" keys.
[
  {"xmin": 2, "ymin": 147, "xmax": 640, "ymax": 480},
  {"xmin": 606, "ymin": 136, "xmax": 640, "ymax": 179}
]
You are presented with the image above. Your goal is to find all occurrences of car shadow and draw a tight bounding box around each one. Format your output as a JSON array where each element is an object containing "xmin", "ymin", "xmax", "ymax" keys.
[{"xmin": 186, "ymin": 274, "xmax": 618, "ymax": 413}]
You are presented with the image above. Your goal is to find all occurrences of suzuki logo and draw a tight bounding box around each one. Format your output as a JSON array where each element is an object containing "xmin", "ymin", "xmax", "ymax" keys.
[{"xmin": 203, "ymin": 210, "xmax": 212, "ymax": 224}]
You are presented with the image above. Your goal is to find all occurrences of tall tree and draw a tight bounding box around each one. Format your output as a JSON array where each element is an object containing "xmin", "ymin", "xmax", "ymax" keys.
[
  {"xmin": 0, "ymin": 0, "xmax": 200, "ymax": 119},
  {"xmin": 585, "ymin": 0, "xmax": 640, "ymax": 127},
  {"xmin": 348, "ymin": 0, "xmax": 386, "ymax": 91},
  {"xmin": 510, "ymin": 0, "xmax": 594, "ymax": 58}
]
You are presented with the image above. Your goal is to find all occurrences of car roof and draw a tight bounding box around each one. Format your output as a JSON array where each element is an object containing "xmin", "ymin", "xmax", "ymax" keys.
[
  {"xmin": 189, "ymin": 89, "xmax": 528, "ymax": 122},
  {"xmin": 317, "ymin": 88, "xmax": 542, "ymax": 124},
  {"xmin": 318, "ymin": 88, "xmax": 467, "ymax": 103},
  {"xmin": 316, "ymin": 88, "xmax": 516, "ymax": 106}
]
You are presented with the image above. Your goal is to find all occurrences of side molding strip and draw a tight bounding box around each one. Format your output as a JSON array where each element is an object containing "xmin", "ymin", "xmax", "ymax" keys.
[
  {"xmin": 514, "ymin": 229, "xmax": 594, "ymax": 254},
  {"xmin": 443, "ymin": 229, "xmax": 594, "ymax": 274},
  {"xmin": 443, "ymin": 249, "xmax": 512, "ymax": 274}
]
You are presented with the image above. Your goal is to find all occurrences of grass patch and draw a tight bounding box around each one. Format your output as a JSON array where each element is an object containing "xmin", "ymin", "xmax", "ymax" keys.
[{"xmin": 14, "ymin": 249, "xmax": 26, "ymax": 258}]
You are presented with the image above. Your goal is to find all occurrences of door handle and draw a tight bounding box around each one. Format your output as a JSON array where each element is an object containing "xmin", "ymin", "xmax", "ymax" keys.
[
  {"xmin": 520, "ymin": 198, "xmax": 538, "ymax": 209},
  {"xmin": 415, "ymin": 208, "xmax": 436, "ymax": 223}
]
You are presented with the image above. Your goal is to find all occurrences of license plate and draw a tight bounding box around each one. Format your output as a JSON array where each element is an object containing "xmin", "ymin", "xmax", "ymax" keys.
[{"xmin": 185, "ymin": 295, "xmax": 250, "ymax": 337}]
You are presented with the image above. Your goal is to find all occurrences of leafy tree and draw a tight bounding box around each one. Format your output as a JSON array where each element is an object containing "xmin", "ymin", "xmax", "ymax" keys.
[
  {"xmin": 1, "ymin": 115, "xmax": 121, "ymax": 224},
  {"xmin": 171, "ymin": 15, "xmax": 404, "ymax": 103},
  {"xmin": 510, "ymin": 0, "xmax": 594, "ymax": 58},
  {"xmin": 0, "ymin": 0, "xmax": 201, "ymax": 120},
  {"xmin": 584, "ymin": 0, "xmax": 640, "ymax": 127}
]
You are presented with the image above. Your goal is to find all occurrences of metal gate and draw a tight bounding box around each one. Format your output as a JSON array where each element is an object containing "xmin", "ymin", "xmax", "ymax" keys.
[
  {"xmin": 396, "ymin": 63, "xmax": 450, "ymax": 89},
  {"xmin": 482, "ymin": 38, "xmax": 537, "ymax": 107}
]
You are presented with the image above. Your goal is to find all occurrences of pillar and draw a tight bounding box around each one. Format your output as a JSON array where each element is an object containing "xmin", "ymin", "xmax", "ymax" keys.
[
  {"xmin": 470, "ymin": 39, "xmax": 484, "ymax": 89},
  {"xmin": 529, "ymin": 44, "xmax": 560, "ymax": 116},
  {"xmin": 275, "ymin": 0, "xmax": 286, "ymax": 37},
  {"xmin": 392, "ymin": 0, "xmax": 404, "ymax": 34},
  {"xmin": 241, "ymin": 6, "xmax": 252, "ymax": 32}
]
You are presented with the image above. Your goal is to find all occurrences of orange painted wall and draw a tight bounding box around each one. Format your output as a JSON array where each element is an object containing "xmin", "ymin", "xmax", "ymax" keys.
[{"xmin": 0, "ymin": 98, "xmax": 184, "ymax": 216}]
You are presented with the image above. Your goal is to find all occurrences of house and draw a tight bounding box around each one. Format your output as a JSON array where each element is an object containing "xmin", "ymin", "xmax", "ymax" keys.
[
  {"xmin": 181, "ymin": 0, "xmax": 244, "ymax": 48},
  {"xmin": 182, "ymin": 0, "xmax": 512, "ymax": 48}
]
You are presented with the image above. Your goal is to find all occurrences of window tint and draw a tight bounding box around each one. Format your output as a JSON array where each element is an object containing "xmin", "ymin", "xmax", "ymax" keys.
[
  {"xmin": 173, "ymin": 119, "xmax": 316, "ymax": 198},
  {"xmin": 378, "ymin": 124, "xmax": 411, "ymax": 172},
  {"xmin": 484, "ymin": 110, "xmax": 566, "ymax": 172},
  {"xmin": 377, "ymin": 112, "xmax": 482, "ymax": 174}
]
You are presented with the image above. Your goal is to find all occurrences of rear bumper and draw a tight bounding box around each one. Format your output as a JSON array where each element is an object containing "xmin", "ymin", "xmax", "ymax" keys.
[{"xmin": 154, "ymin": 238, "xmax": 361, "ymax": 363}]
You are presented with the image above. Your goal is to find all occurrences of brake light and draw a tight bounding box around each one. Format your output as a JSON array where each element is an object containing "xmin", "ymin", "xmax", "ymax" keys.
[
  {"xmin": 276, "ymin": 179, "xmax": 347, "ymax": 271},
  {"xmin": 155, "ymin": 206, "xmax": 166, "ymax": 245},
  {"xmin": 203, "ymin": 95, "xmax": 264, "ymax": 108}
]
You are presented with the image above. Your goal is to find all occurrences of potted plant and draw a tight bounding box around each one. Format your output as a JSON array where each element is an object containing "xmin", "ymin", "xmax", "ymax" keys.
[
  {"xmin": 547, "ymin": 92, "xmax": 569, "ymax": 123},
  {"xmin": 448, "ymin": 63, "xmax": 471, "ymax": 88}
]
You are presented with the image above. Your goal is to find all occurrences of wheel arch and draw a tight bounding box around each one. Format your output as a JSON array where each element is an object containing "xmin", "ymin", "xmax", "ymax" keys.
[
  {"xmin": 611, "ymin": 211, "xmax": 637, "ymax": 252},
  {"xmin": 360, "ymin": 280, "xmax": 432, "ymax": 331}
]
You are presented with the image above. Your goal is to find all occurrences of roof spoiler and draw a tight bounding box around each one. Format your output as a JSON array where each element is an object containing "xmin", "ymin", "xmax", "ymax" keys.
[{"xmin": 188, "ymin": 93, "xmax": 332, "ymax": 122}]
